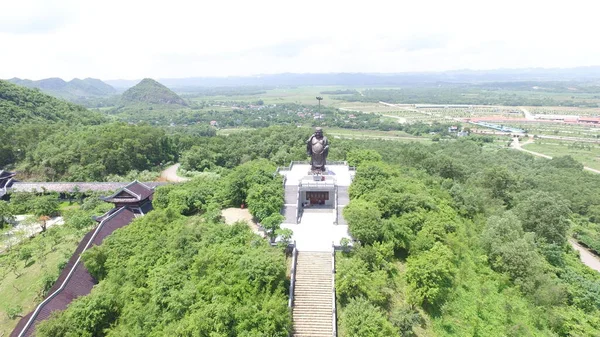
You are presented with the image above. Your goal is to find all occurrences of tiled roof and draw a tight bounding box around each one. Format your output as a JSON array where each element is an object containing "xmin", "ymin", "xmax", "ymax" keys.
[
  {"xmin": 100, "ymin": 181, "xmax": 155, "ymax": 203},
  {"xmin": 11, "ymin": 207, "xmax": 136, "ymax": 337},
  {"xmin": 140, "ymin": 200, "xmax": 154, "ymax": 215},
  {"xmin": 125, "ymin": 181, "xmax": 154, "ymax": 200},
  {"xmin": 10, "ymin": 181, "xmax": 166, "ymax": 193},
  {"xmin": 0, "ymin": 170, "xmax": 16, "ymax": 179}
]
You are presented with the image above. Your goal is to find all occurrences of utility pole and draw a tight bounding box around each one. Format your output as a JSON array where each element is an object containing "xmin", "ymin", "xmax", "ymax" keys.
[{"xmin": 316, "ymin": 96, "xmax": 323, "ymax": 114}]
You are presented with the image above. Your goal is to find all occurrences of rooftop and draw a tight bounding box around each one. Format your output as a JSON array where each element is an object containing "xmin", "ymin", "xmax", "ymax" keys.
[{"xmin": 10, "ymin": 181, "xmax": 166, "ymax": 193}]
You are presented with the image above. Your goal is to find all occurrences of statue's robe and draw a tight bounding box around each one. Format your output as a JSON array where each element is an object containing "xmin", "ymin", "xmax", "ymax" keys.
[{"xmin": 307, "ymin": 135, "xmax": 328, "ymax": 171}]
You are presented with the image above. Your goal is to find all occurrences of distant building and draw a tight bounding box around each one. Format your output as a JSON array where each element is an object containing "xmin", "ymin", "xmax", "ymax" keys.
[
  {"xmin": 579, "ymin": 117, "xmax": 600, "ymax": 124},
  {"xmin": 210, "ymin": 120, "xmax": 218, "ymax": 127},
  {"xmin": 535, "ymin": 114, "xmax": 579, "ymax": 122},
  {"xmin": 448, "ymin": 126, "xmax": 459, "ymax": 132}
]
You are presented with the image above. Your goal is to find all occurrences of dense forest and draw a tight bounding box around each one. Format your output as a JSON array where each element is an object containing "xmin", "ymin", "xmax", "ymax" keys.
[
  {"xmin": 0, "ymin": 80, "xmax": 107, "ymax": 126},
  {"xmin": 12, "ymin": 126, "xmax": 599, "ymax": 336}
]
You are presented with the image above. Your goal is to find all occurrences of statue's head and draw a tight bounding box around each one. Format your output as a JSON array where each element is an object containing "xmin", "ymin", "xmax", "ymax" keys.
[{"xmin": 315, "ymin": 127, "xmax": 323, "ymax": 138}]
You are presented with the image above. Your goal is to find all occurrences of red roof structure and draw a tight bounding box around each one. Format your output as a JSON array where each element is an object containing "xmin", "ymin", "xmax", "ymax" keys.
[{"xmin": 11, "ymin": 181, "xmax": 156, "ymax": 337}]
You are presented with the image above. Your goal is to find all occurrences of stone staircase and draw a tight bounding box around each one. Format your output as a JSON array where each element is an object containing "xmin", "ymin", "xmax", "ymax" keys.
[
  {"xmin": 336, "ymin": 186, "xmax": 349, "ymax": 226},
  {"xmin": 292, "ymin": 252, "xmax": 334, "ymax": 337},
  {"xmin": 283, "ymin": 185, "xmax": 299, "ymax": 223}
]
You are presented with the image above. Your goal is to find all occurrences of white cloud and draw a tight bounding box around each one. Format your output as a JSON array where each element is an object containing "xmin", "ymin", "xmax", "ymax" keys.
[{"xmin": 0, "ymin": 0, "xmax": 599, "ymax": 80}]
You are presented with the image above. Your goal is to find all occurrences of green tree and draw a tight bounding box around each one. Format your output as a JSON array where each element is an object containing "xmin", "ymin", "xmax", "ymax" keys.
[
  {"xmin": 405, "ymin": 242, "xmax": 456, "ymax": 308},
  {"xmin": 247, "ymin": 181, "xmax": 283, "ymax": 222},
  {"xmin": 516, "ymin": 192, "xmax": 571, "ymax": 245},
  {"xmin": 344, "ymin": 199, "xmax": 382, "ymax": 245},
  {"xmin": 262, "ymin": 213, "xmax": 285, "ymax": 242},
  {"xmin": 346, "ymin": 149, "xmax": 382, "ymax": 167},
  {"xmin": 0, "ymin": 200, "xmax": 14, "ymax": 228},
  {"xmin": 339, "ymin": 297, "xmax": 396, "ymax": 337},
  {"xmin": 31, "ymin": 196, "xmax": 59, "ymax": 232}
]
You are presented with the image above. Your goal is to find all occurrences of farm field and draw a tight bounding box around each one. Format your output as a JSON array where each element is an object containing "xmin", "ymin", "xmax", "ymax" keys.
[
  {"xmin": 325, "ymin": 127, "xmax": 432, "ymax": 142},
  {"xmin": 527, "ymin": 106, "xmax": 600, "ymax": 116},
  {"xmin": 523, "ymin": 139, "xmax": 600, "ymax": 170},
  {"xmin": 187, "ymin": 86, "xmax": 359, "ymax": 106}
]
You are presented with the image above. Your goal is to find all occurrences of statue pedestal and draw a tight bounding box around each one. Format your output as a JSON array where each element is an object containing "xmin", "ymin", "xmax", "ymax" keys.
[{"xmin": 308, "ymin": 168, "xmax": 330, "ymax": 176}]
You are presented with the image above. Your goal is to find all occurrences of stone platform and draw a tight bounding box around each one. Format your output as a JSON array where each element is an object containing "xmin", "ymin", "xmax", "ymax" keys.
[{"xmin": 279, "ymin": 162, "xmax": 354, "ymax": 252}]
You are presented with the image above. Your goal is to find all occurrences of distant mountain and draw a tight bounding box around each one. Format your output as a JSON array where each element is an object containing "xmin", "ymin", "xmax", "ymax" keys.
[
  {"xmin": 120, "ymin": 78, "xmax": 187, "ymax": 106},
  {"xmin": 0, "ymin": 79, "xmax": 107, "ymax": 126},
  {"xmin": 7, "ymin": 77, "xmax": 117, "ymax": 99},
  {"xmin": 106, "ymin": 66, "xmax": 600, "ymax": 89}
]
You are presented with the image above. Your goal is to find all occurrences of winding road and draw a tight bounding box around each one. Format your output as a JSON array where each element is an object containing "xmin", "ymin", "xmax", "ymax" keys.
[{"xmin": 159, "ymin": 163, "xmax": 190, "ymax": 182}]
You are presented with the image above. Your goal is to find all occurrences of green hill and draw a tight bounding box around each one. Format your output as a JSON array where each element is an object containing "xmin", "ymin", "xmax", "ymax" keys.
[
  {"xmin": 120, "ymin": 78, "xmax": 187, "ymax": 107},
  {"xmin": 7, "ymin": 77, "xmax": 117, "ymax": 99},
  {"xmin": 0, "ymin": 79, "xmax": 106, "ymax": 126}
]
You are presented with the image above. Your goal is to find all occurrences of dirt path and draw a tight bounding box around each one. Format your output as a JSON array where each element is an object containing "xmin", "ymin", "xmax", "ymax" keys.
[
  {"xmin": 569, "ymin": 239, "xmax": 600, "ymax": 273},
  {"xmin": 221, "ymin": 208, "xmax": 264, "ymax": 237},
  {"xmin": 519, "ymin": 106, "xmax": 535, "ymax": 120},
  {"xmin": 159, "ymin": 163, "xmax": 189, "ymax": 182}
]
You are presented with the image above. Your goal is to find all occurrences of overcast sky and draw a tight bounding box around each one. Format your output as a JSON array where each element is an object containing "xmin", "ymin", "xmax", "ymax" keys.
[{"xmin": 1, "ymin": 0, "xmax": 598, "ymax": 80}]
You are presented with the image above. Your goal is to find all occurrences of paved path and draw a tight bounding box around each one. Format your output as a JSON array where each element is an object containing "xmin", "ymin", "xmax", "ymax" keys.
[
  {"xmin": 159, "ymin": 163, "xmax": 189, "ymax": 182},
  {"xmin": 520, "ymin": 106, "xmax": 535, "ymax": 120}
]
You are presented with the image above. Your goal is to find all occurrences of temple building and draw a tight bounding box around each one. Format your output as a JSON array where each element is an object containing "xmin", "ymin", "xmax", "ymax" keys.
[
  {"xmin": 98, "ymin": 180, "xmax": 154, "ymax": 217},
  {"xmin": 11, "ymin": 181, "xmax": 157, "ymax": 337},
  {"xmin": 0, "ymin": 170, "xmax": 16, "ymax": 199}
]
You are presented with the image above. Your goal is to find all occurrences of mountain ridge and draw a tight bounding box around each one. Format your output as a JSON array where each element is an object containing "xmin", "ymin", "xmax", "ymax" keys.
[
  {"xmin": 0, "ymin": 79, "xmax": 107, "ymax": 126},
  {"xmin": 120, "ymin": 78, "xmax": 187, "ymax": 107},
  {"xmin": 7, "ymin": 77, "xmax": 117, "ymax": 98},
  {"xmin": 104, "ymin": 66, "xmax": 600, "ymax": 89}
]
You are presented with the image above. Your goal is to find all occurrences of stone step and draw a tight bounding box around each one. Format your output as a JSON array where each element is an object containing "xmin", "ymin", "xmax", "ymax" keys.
[
  {"xmin": 295, "ymin": 285, "xmax": 330, "ymax": 289},
  {"xmin": 293, "ymin": 306, "xmax": 333, "ymax": 312},
  {"xmin": 292, "ymin": 251, "xmax": 334, "ymax": 337},
  {"xmin": 294, "ymin": 329, "xmax": 332, "ymax": 335}
]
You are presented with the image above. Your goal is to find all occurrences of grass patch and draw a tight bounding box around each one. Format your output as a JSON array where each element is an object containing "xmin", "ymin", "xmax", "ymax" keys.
[
  {"xmin": 0, "ymin": 226, "xmax": 82, "ymax": 335},
  {"xmin": 58, "ymin": 202, "xmax": 80, "ymax": 212}
]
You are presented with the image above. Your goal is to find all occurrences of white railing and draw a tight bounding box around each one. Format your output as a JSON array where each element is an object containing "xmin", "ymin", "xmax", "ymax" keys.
[
  {"xmin": 332, "ymin": 242, "xmax": 337, "ymax": 337},
  {"xmin": 288, "ymin": 241, "xmax": 298, "ymax": 308},
  {"xmin": 299, "ymin": 181, "xmax": 336, "ymax": 188},
  {"xmin": 295, "ymin": 188, "xmax": 302, "ymax": 224},
  {"xmin": 334, "ymin": 186, "xmax": 338, "ymax": 225}
]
